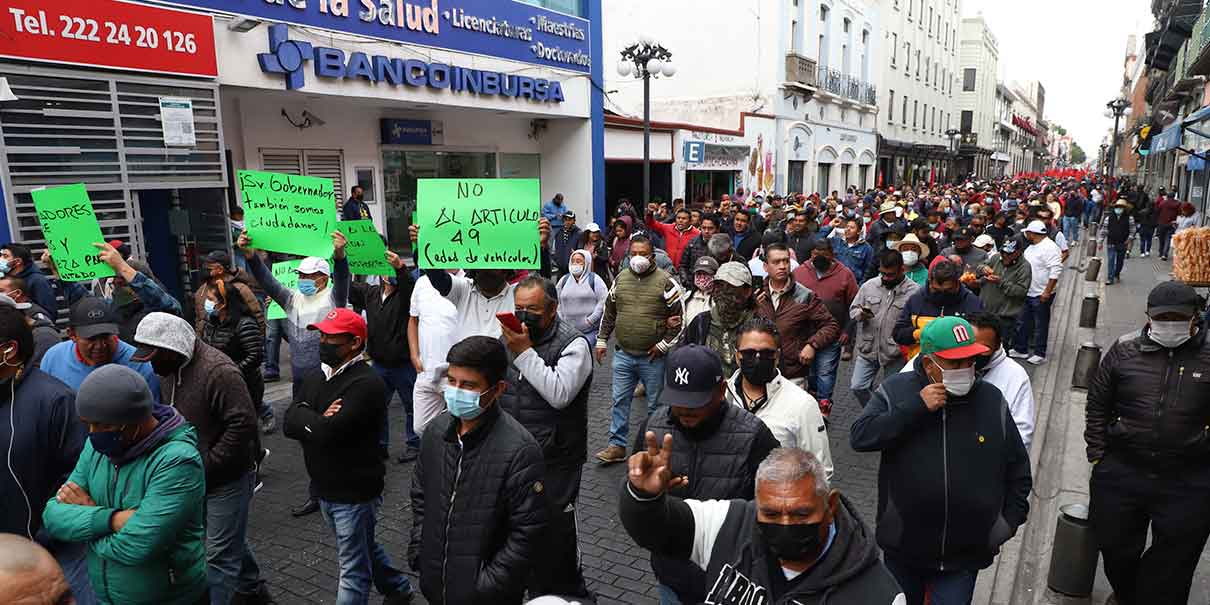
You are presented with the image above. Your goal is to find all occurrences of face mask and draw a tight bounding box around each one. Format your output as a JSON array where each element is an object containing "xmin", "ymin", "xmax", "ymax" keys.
[
  {"xmin": 569, "ymin": 263, "xmax": 586, "ymax": 277},
  {"xmin": 1114, "ymin": 208, "xmax": 1124, "ymax": 216},
  {"xmin": 758, "ymin": 521, "xmax": 825, "ymax": 562},
  {"xmin": 932, "ymin": 288, "xmax": 960, "ymax": 306},
  {"xmin": 812, "ymin": 256, "xmax": 832, "ymax": 272},
  {"xmin": 713, "ymin": 285, "xmax": 748, "ymax": 326},
  {"xmin": 204, "ymin": 299, "xmax": 218, "ymax": 317},
  {"xmin": 740, "ymin": 354, "xmax": 778, "ymax": 385},
  {"xmin": 89, "ymin": 428, "xmax": 130, "ymax": 457},
  {"xmin": 902, "ymin": 251, "xmax": 920, "ymax": 267},
  {"xmin": 0, "ymin": 259, "xmax": 9, "ymax": 276},
  {"xmin": 694, "ymin": 274, "xmax": 715, "ymax": 292},
  {"xmin": 975, "ymin": 347, "xmax": 1004, "ymax": 375},
  {"xmin": 629, "ymin": 255, "xmax": 652, "ymax": 275},
  {"xmin": 514, "ymin": 310, "xmax": 546, "ymax": 340},
  {"xmin": 881, "ymin": 275, "xmax": 905, "ymax": 289},
  {"xmin": 471, "ymin": 271, "xmax": 508, "ymax": 295},
  {"xmin": 1149, "ymin": 320, "xmax": 1193, "ymax": 348},
  {"xmin": 444, "ymin": 385, "xmax": 487, "ymax": 420},
  {"xmin": 297, "ymin": 279, "xmax": 319, "ymax": 296},
  {"xmin": 319, "ymin": 342, "xmax": 347, "ymax": 368},
  {"xmin": 930, "ymin": 356, "xmax": 976, "ymax": 396}
]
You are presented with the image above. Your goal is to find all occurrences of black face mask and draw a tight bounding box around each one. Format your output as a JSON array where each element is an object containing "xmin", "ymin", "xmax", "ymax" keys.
[
  {"xmin": 672, "ymin": 404, "xmax": 726, "ymax": 441},
  {"xmin": 471, "ymin": 271, "xmax": 508, "ymax": 295},
  {"xmin": 932, "ymin": 288, "xmax": 960, "ymax": 306},
  {"xmin": 974, "ymin": 354, "xmax": 993, "ymax": 373},
  {"xmin": 812, "ymin": 256, "xmax": 832, "ymax": 272},
  {"xmin": 881, "ymin": 275, "xmax": 905, "ymax": 289},
  {"xmin": 758, "ymin": 521, "xmax": 825, "ymax": 562},
  {"xmin": 514, "ymin": 310, "xmax": 546, "ymax": 340},
  {"xmin": 319, "ymin": 342, "xmax": 346, "ymax": 368},
  {"xmin": 740, "ymin": 354, "xmax": 778, "ymax": 385}
]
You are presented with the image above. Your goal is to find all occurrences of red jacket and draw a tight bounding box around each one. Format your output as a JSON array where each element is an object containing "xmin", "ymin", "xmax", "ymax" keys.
[
  {"xmin": 1156, "ymin": 197, "xmax": 1183, "ymax": 225},
  {"xmin": 645, "ymin": 215, "xmax": 699, "ymax": 266},
  {"xmin": 792, "ymin": 260, "xmax": 859, "ymax": 330}
]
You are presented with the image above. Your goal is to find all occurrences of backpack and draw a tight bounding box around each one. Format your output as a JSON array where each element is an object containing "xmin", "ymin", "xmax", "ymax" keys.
[{"xmin": 557, "ymin": 271, "xmax": 598, "ymax": 294}]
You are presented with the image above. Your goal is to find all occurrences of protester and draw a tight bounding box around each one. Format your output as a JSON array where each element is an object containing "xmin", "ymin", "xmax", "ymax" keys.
[
  {"xmin": 409, "ymin": 336, "xmax": 547, "ymax": 604},
  {"xmin": 634, "ymin": 344, "xmax": 780, "ymax": 604},
  {"xmin": 831, "ymin": 216, "xmax": 875, "ymax": 284},
  {"xmin": 555, "ymin": 249, "xmax": 608, "ymax": 343},
  {"xmin": 730, "ymin": 209, "xmax": 761, "ymax": 261},
  {"xmin": 0, "ymin": 534, "xmax": 75, "ymax": 605},
  {"xmin": 131, "ymin": 312, "xmax": 269, "ymax": 605},
  {"xmin": 893, "ymin": 259, "xmax": 984, "ymax": 361},
  {"xmin": 342, "ymin": 184, "xmax": 371, "ymax": 221},
  {"xmin": 594, "ymin": 234, "xmax": 684, "ymax": 464},
  {"xmin": 1154, "ymin": 190, "xmax": 1182, "ymax": 261},
  {"xmin": 849, "ymin": 250, "xmax": 920, "ymax": 406},
  {"xmin": 551, "ymin": 211, "xmax": 581, "ymax": 277},
  {"xmin": 0, "ymin": 279, "xmax": 62, "ymax": 368},
  {"xmin": 195, "ymin": 250, "xmax": 266, "ymax": 338},
  {"xmin": 977, "ymin": 236, "xmax": 1032, "ymax": 333},
  {"xmin": 867, "ymin": 201, "xmax": 908, "ymax": 253},
  {"xmin": 1086, "ymin": 281, "xmax": 1210, "ymax": 605},
  {"xmin": 683, "ymin": 256, "xmax": 717, "ymax": 322},
  {"xmin": 792, "ymin": 239, "xmax": 859, "ymax": 417},
  {"xmin": 198, "ymin": 279, "xmax": 267, "ymax": 437},
  {"xmin": 968, "ymin": 312, "xmax": 1035, "ymax": 450},
  {"xmin": 283, "ymin": 308, "xmax": 414, "ymax": 605},
  {"xmin": 754, "ymin": 243, "xmax": 839, "ymax": 390},
  {"xmin": 891, "ymin": 233, "xmax": 930, "ymax": 285},
  {"xmin": 724, "ymin": 319, "xmax": 833, "ymax": 474},
  {"xmin": 677, "ymin": 214, "xmax": 721, "ymax": 289},
  {"xmin": 1100, "ymin": 200, "xmax": 1136, "ymax": 285},
  {"xmin": 43, "ymin": 364, "xmax": 207, "ymax": 605},
  {"xmin": 577, "ymin": 222, "xmax": 612, "ymax": 285},
  {"xmin": 542, "ymin": 192, "xmax": 568, "ymax": 232},
  {"xmin": 408, "ymin": 268, "xmax": 461, "ymax": 436},
  {"xmin": 621, "ymin": 445, "xmax": 904, "ymax": 603},
  {"xmin": 681, "ymin": 261, "xmax": 756, "ymax": 378},
  {"xmin": 40, "ymin": 297, "xmax": 160, "ymax": 398},
  {"xmin": 646, "ymin": 204, "xmax": 700, "ymax": 267},
  {"xmin": 941, "ymin": 226, "xmax": 988, "ymax": 274},
  {"xmin": 1010, "ymin": 220, "xmax": 1063, "ymax": 365},
  {"xmin": 785, "ymin": 211, "xmax": 818, "ymax": 262},
  {"xmin": 0, "ymin": 243, "xmax": 56, "ymax": 315},
  {"xmin": 852, "ymin": 317, "xmax": 1031, "ymax": 605},
  {"xmin": 1175, "ymin": 201, "xmax": 1200, "ymax": 232},
  {"xmin": 498, "ymin": 277, "xmax": 594, "ymax": 600}
]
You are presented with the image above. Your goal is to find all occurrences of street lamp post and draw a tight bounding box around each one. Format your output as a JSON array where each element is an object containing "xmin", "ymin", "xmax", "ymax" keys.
[
  {"xmin": 1106, "ymin": 97, "xmax": 1131, "ymax": 178},
  {"xmin": 618, "ymin": 37, "xmax": 675, "ymax": 207},
  {"xmin": 946, "ymin": 128, "xmax": 961, "ymax": 183},
  {"xmin": 1099, "ymin": 143, "xmax": 1110, "ymax": 175}
]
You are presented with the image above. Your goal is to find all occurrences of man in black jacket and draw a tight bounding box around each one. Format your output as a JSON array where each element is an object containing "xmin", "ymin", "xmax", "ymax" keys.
[
  {"xmin": 1099, "ymin": 199, "xmax": 1135, "ymax": 285},
  {"xmin": 1086, "ymin": 282, "xmax": 1210, "ymax": 605},
  {"xmin": 677, "ymin": 214, "xmax": 722, "ymax": 290},
  {"xmin": 409, "ymin": 336, "xmax": 547, "ymax": 605},
  {"xmin": 635, "ymin": 344, "xmax": 780, "ymax": 604},
  {"xmin": 620, "ymin": 444, "xmax": 904, "ymax": 604},
  {"xmin": 347, "ymin": 249, "xmax": 419, "ymax": 463},
  {"xmin": 283, "ymin": 308, "xmax": 413, "ymax": 605},
  {"xmin": 0, "ymin": 243, "xmax": 56, "ymax": 317},
  {"xmin": 731, "ymin": 210, "xmax": 761, "ymax": 262},
  {"xmin": 851, "ymin": 316, "xmax": 1030, "ymax": 605},
  {"xmin": 892, "ymin": 260, "xmax": 984, "ymax": 351},
  {"xmin": 498, "ymin": 277, "xmax": 593, "ymax": 599}
]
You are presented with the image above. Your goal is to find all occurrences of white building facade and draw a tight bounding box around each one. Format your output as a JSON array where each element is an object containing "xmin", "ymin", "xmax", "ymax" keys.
[
  {"xmin": 875, "ymin": 0, "xmax": 963, "ymax": 187},
  {"xmin": 956, "ymin": 16, "xmax": 998, "ymax": 178}
]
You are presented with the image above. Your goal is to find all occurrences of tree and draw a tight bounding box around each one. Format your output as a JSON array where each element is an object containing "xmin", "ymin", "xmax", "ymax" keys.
[{"xmin": 1070, "ymin": 142, "xmax": 1087, "ymax": 165}]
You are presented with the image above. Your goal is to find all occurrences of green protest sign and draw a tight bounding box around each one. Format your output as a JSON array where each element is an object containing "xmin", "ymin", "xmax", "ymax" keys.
[
  {"xmin": 237, "ymin": 170, "xmax": 337, "ymax": 258},
  {"xmin": 416, "ymin": 178, "xmax": 540, "ymax": 269},
  {"xmin": 338, "ymin": 220, "xmax": 394, "ymax": 276},
  {"xmin": 31, "ymin": 183, "xmax": 116, "ymax": 282},
  {"xmin": 265, "ymin": 260, "xmax": 301, "ymax": 320}
]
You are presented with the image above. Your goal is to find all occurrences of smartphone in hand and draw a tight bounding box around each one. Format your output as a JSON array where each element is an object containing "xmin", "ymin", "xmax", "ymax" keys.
[{"xmin": 496, "ymin": 312, "xmax": 524, "ymax": 333}]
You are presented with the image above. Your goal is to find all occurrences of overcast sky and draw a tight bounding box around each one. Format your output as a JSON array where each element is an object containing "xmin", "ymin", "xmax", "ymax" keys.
[{"xmin": 961, "ymin": 0, "xmax": 1154, "ymax": 155}]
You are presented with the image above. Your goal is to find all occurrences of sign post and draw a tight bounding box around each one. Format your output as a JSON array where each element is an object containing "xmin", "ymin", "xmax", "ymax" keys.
[
  {"xmin": 237, "ymin": 170, "xmax": 338, "ymax": 259},
  {"xmin": 416, "ymin": 178, "xmax": 541, "ymax": 269},
  {"xmin": 31, "ymin": 183, "xmax": 115, "ymax": 282}
]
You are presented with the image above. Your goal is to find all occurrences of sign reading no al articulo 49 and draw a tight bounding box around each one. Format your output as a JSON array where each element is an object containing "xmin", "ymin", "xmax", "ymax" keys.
[
  {"xmin": 416, "ymin": 178, "xmax": 540, "ymax": 269},
  {"xmin": 237, "ymin": 170, "xmax": 337, "ymax": 259},
  {"xmin": 31, "ymin": 183, "xmax": 116, "ymax": 282},
  {"xmin": 156, "ymin": 0, "xmax": 591, "ymax": 74}
]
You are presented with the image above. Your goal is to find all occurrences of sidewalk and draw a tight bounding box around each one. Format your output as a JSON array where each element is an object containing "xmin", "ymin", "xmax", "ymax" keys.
[{"xmin": 999, "ymin": 242, "xmax": 1210, "ymax": 605}]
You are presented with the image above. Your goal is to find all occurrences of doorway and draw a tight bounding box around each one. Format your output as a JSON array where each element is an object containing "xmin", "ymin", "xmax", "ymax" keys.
[{"xmin": 381, "ymin": 150, "xmax": 497, "ymax": 249}]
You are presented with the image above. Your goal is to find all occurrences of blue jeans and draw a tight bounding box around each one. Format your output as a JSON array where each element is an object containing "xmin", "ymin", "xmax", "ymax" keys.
[
  {"xmin": 206, "ymin": 472, "xmax": 263, "ymax": 604},
  {"xmin": 49, "ymin": 540, "xmax": 96, "ymax": 605},
  {"xmin": 658, "ymin": 583, "xmax": 683, "ymax": 605},
  {"xmin": 1013, "ymin": 295, "xmax": 1053, "ymax": 357},
  {"xmin": 1062, "ymin": 216, "xmax": 1081, "ymax": 244},
  {"xmin": 265, "ymin": 318, "xmax": 286, "ymax": 377},
  {"xmin": 374, "ymin": 364, "xmax": 419, "ymax": 451},
  {"xmin": 884, "ymin": 554, "xmax": 978, "ymax": 605},
  {"xmin": 850, "ymin": 355, "xmax": 906, "ymax": 406},
  {"xmin": 807, "ymin": 342, "xmax": 842, "ymax": 401},
  {"xmin": 1107, "ymin": 244, "xmax": 1127, "ymax": 281},
  {"xmin": 609, "ymin": 349, "xmax": 666, "ymax": 448},
  {"xmin": 318, "ymin": 497, "xmax": 411, "ymax": 605},
  {"xmin": 1137, "ymin": 224, "xmax": 1155, "ymax": 255}
]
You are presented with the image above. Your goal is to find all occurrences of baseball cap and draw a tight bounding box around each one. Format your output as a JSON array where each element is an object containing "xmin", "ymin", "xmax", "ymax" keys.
[
  {"xmin": 1001, "ymin": 237, "xmax": 1022, "ymax": 255},
  {"xmin": 69, "ymin": 298, "xmax": 120, "ymax": 339},
  {"xmin": 203, "ymin": 250, "xmax": 231, "ymax": 267},
  {"xmin": 1147, "ymin": 281, "xmax": 1201, "ymax": 317},
  {"xmin": 715, "ymin": 262, "xmax": 752, "ymax": 288},
  {"xmin": 693, "ymin": 256, "xmax": 720, "ymax": 275},
  {"xmin": 1023, "ymin": 220, "xmax": 1049, "ymax": 235},
  {"xmin": 920, "ymin": 316, "xmax": 988, "ymax": 359},
  {"xmin": 76, "ymin": 364, "xmax": 155, "ymax": 426},
  {"xmin": 563, "ymin": 210, "xmax": 576, "ymax": 219},
  {"xmin": 307, "ymin": 308, "xmax": 368, "ymax": 341},
  {"xmin": 132, "ymin": 312, "xmax": 197, "ymax": 362},
  {"xmin": 660, "ymin": 344, "xmax": 724, "ymax": 408},
  {"xmin": 584, "ymin": 222, "xmax": 601, "ymax": 233},
  {"xmin": 973, "ymin": 234, "xmax": 996, "ymax": 249},
  {"xmin": 954, "ymin": 227, "xmax": 974, "ymax": 241},
  {"xmin": 296, "ymin": 257, "xmax": 331, "ymax": 276}
]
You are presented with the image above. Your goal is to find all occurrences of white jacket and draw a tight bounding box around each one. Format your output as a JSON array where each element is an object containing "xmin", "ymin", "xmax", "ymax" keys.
[{"xmin": 724, "ymin": 371, "xmax": 833, "ymax": 479}]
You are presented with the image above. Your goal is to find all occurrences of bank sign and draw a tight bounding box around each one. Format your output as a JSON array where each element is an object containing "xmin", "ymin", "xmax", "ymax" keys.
[{"xmin": 152, "ymin": 0, "xmax": 591, "ymax": 74}]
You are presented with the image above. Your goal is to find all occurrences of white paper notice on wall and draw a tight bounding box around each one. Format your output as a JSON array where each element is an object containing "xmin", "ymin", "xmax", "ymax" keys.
[{"xmin": 159, "ymin": 97, "xmax": 196, "ymax": 146}]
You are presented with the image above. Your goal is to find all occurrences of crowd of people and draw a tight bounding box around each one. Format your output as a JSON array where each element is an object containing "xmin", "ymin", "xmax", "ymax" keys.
[{"xmin": 1, "ymin": 172, "xmax": 1208, "ymax": 605}]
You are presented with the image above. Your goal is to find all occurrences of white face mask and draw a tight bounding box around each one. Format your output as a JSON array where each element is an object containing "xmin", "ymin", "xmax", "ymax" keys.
[
  {"xmin": 629, "ymin": 255, "xmax": 652, "ymax": 275},
  {"xmin": 902, "ymin": 251, "xmax": 920, "ymax": 267},
  {"xmin": 930, "ymin": 356, "xmax": 976, "ymax": 397},
  {"xmin": 569, "ymin": 263, "xmax": 586, "ymax": 277},
  {"xmin": 1149, "ymin": 320, "xmax": 1193, "ymax": 349}
]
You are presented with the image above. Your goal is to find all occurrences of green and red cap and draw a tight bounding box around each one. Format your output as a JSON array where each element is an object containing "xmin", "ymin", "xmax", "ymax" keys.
[{"xmin": 920, "ymin": 316, "xmax": 988, "ymax": 359}]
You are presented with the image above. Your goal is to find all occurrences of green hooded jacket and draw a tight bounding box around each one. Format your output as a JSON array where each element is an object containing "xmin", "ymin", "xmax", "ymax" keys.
[{"xmin": 42, "ymin": 420, "xmax": 206, "ymax": 605}]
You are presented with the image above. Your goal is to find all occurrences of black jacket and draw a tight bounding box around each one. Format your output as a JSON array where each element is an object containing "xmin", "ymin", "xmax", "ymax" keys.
[
  {"xmin": 25, "ymin": 303, "xmax": 62, "ymax": 369},
  {"xmin": 283, "ymin": 360, "xmax": 386, "ymax": 502},
  {"xmin": 892, "ymin": 284, "xmax": 984, "ymax": 345},
  {"xmin": 16, "ymin": 265, "xmax": 57, "ymax": 319},
  {"xmin": 850, "ymin": 357, "xmax": 1032, "ymax": 571},
  {"xmin": 200, "ymin": 312, "xmax": 265, "ymax": 404},
  {"xmin": 677, "ymin": 234, "xmax": 710, "ymax": 289},
  {"xmin": 347, "ymin": 265, "xmax": 416, "ymax": 369},
  {"xmin": 619, "ymin": 490, "xmax": 904, "ymax": 604},
  {"xmin": 1086, "ymin": 326, "xmax": 1210, "ymax": 467},
  {"xmin": 785, "ymin": 229, "xmax": 818, "ymax": 264},
  {"xmin": 409, "ymin": 404, "xmax": 547, "ymax": 605},
  {"xmin": 733, "ymin": 229, "xmax": 761, "ymax": 264}
]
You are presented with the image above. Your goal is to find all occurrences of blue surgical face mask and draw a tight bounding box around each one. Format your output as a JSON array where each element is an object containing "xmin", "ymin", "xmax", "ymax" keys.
[
  {"xmin": 204, "ymin": 299, "xmax": 218, "ymax": 317},
  {"xmin": 297, "ymin": 278, "xmax": 318, "ymax": 296},
  {"xmin": 1114, "ymin": 208, "xmax": 1125, "ymax": 216},
  {"xmin": 0, "ymin": 259, "xmax": 10, "ymax": 275},
  {"xmin": 89, "ymin": 428, "xmax": 129, "ymax": 457},
  {"xmin": 443, "ymin": 384, "xmax": 489, "ymax": 420}
]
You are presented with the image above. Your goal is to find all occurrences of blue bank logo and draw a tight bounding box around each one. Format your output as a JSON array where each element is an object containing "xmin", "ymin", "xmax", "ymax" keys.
[{"xmin": 256, "ymin": 23, "xmax": 565, "ymax": 103}]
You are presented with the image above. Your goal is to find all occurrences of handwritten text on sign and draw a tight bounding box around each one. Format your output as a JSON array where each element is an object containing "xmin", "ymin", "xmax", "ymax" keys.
[
  {"xmin": 338, "ymin": 219, "xmax": 394, "ymax": 276},
  {"xmin": 266, "ymin": 260, "xmax": 302, "ymax": 321},
  {"xmin": 31, "ymin": 183, "xmax": 116, "ymax": 282},
  {"xmin": 416, "ymin": 178, "xmax": 540, "ymax": 269},
  {"xmin": 238, "ymin": 170, "xmax": 337, "ymax": 259}
]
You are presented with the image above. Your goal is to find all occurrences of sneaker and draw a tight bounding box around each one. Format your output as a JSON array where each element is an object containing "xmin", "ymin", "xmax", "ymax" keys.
[
  {"xmin": 396, "ymin": 446, "xmax": 419, "ymax": 464},
  {"xmin": 1160, "ymin": 255, "xmax": 1169, "ymax": 261},
  {"xmin": 1026, "ymin": 355, "xmax": 1047, "ymax": 365},
  {"xmin": 382, "ymin": 589, "xmax": 414, "ymax": 605},
  {"xmin": 259, "ymin": 412, "xmax": 276, "ymax": 435},
  {"xmin": 1142, "ymin": 251, "xmax": 1150, "ymax": 258},
  {"xmin": 818, "ymin": 398, "xmax": 833, "ymax": 419},
  {"xmin": 1009, "ymin": 350, "xmax": 1030, "ymax": 359},
  {"xmin": 595, "ymin": 445, "xmax": 627, "ymax": 464}
]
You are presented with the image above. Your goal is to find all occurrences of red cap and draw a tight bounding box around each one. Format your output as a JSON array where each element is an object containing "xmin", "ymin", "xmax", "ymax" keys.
[
  {"xmin": 306, "ymin": 308, "xmax": 367, "ymax": 341},
  {"xmin": 108, "ymin": 239, "xmax": 124, "ymax": 249}
]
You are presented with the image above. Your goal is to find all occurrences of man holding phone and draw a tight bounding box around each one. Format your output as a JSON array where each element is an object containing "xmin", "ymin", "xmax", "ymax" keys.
[{"xmin": 848, "ymin": 250, "xmax": 920, "ymax": 406}]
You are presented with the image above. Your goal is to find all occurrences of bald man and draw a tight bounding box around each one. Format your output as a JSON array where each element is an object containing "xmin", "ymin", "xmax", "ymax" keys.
[{"xmin": 0, "ymin": 533, "xmax": 74, "ymax": 604}]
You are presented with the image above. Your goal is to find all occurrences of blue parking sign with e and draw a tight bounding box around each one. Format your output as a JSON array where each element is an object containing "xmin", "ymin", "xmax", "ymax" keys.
[{"xmin": 685, "ymin": 141, "xmax": 705, "ymax": 164}]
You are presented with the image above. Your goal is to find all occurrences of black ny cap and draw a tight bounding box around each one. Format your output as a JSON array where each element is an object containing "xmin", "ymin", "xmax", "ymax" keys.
[
  {"xmin": 660, "ymin": 345, "xmax": 724, "ymax": 408},
  {"xmin": 70, "ymin": 297, "xmax": 119, "ymax": 339}
]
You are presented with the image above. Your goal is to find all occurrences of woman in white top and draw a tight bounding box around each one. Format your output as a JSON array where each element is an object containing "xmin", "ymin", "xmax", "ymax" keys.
[{"xmin": 1176, "ymin": 202, "xmax": 1202, "ymax": 232}]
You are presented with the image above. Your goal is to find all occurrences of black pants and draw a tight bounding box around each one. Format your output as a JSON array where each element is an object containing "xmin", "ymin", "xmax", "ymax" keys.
[
  {"xmin": 1089, "ymin": 453, "xmax": 1210, "ymax": 605},
  {"xmin": 527, "ymin": 462, "xmax": 592, "ymax": 600}
]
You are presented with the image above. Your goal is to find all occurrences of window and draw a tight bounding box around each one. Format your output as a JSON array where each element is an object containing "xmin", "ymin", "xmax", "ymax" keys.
[
  {"xmin": 925, "ymin": 57, "xmax": 930, "ymax": 84},
  {"xmin": 820, "ymin": 4, "xmax": 828, "ymax": 21},
  {"xmin": 517, "ymin": 0, "xmax": 586, "ymax": 17},
  {"xmin": 818, "ymin": 4, "xmax": 829, "ymax": 67},
  {"xmin": 891, "ymin": 33, "xmax": 898, "ymax": 65},
  {"xmin": 928, "ymin": 7, "xmax": 934, "ymax": 35},
  {"xmin": 915, "ymin": 50, "xmax": 921, "ymax": 78},
  {"xmin": 791, "ymin": 20, "xmax": 798, "ymax": 51},
  {"xmin": 961, "ymin": 110, "xmax": 973, "ymax": 133},
  {"xmin": 922, "ymin": 103, "xmax": 927, "ymax": 129},
  {"xmin": 932, "ymin": 107, "xmax": 937, "ymax": 133},
  {"xmin": 903, "ymin": 96, "xmax": 909, "ymax": 125},
  {"xmin": 905, "ymin": 42, "xmax": 911, "ymax": 70},
  {"xmin": 963, "ymin": 68, "xmax": 976, "ymax": 91},
  {"xmin": 946, "ymin": 112, "xmax": 950, "ymax": 130},
  {"xmin": 889, "ymin": 90, "xmax": 895, "ymax": 122},
  {"xmin": 913, "ymin": 100, "xmax": 918, "ymax": 128},
  {"xmin": 934, "ymin": 64, "xmax": 939, "ymax": 88},
  {"xmin": 908, "ymin": 0, "xmax": 913, "ymax": 20},
  {"xmin": 843, "ymin": 18, "xmax": 851, "ymax": 33}
]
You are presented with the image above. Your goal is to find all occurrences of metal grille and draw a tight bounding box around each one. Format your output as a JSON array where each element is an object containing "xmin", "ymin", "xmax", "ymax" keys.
[{"xmin": 259, "ymin": 148, "xmax": 345, "ymax": 206}]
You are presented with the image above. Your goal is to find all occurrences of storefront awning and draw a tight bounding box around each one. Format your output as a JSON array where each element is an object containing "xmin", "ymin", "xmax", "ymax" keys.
[
  {"xmin": 1185, "ymin": 104, "xmax": 1210, "ymax": 126},
  {"xmin": 1151, "ymin": 121, "xmax": 1184, "ymax": 154}
]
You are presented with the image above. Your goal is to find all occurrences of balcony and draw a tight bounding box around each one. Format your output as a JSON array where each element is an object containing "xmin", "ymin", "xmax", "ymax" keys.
[
  {"xmin": 960, "ymin": 132, "xmax": 979, "ymax": 146},
  {"xmin": 784, "ymin": 53, "xmax": 819, "ymax": 89},
  {"xmin": 816, "ymin": 65, "xmax": 878, "ymax": 106}
]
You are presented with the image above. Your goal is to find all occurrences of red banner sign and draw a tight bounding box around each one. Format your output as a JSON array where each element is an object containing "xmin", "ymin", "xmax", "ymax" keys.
[{"xmin": 0, "ymin": 0, "xmax": 217, "ymax": 78}]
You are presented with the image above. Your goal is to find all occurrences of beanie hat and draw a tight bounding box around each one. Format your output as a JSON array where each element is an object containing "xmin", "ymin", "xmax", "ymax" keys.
[{"xmin": 76, "ymin": 365, "xmax": 155, "ymax": 425}]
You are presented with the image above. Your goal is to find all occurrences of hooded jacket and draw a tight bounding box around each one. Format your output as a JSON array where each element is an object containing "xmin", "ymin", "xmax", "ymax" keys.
[
  {"xmin": 555, "ymin": 249, "xmax": 607, "ymax": 337},
  {"xmin": 15, "ymin": 263, "xmax": 57, "ymax": 319},
  {"xmin": 609, "ymin": 216, "xmax": 634, "ymax": 273},
  {"xmin": 619, "ymin": 489, "xmax": 904, "ymax": 604},
  {"xmin": 978, "ymin": 349, "xmax": 1036, "ymax": 450},
  {"xmin": 42, "ymin": 407, "xmax": 207, "ymax": 605},
  {"xmin": 851, "ymin": 357, "xmax": 1031, "ymax": 571},
  {"xmin": 246, "ymin": 252, "xmax": 349, "ymax": 373},
  {"xmin": 193, "ymin": 271, "xmax": 266, "ymax": 337}
]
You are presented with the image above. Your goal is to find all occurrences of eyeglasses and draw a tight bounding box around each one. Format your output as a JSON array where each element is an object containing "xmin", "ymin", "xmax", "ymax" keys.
[{"xmin": 738, "ymin": 349, "xmax": 778, "ymax": 361}]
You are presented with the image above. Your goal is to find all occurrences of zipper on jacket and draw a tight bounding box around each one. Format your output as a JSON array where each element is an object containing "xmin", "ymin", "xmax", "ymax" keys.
[
  {"xmin": 940, "ymin": 408, "xmax": 949, "ymax": 571},
  {"xmin": 103, "ymin": 461, "xmax": 119, "ymax": 601},
  {"xmin": 441, "ymin": 437, "xmax": 465, "ymax": 604}
]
